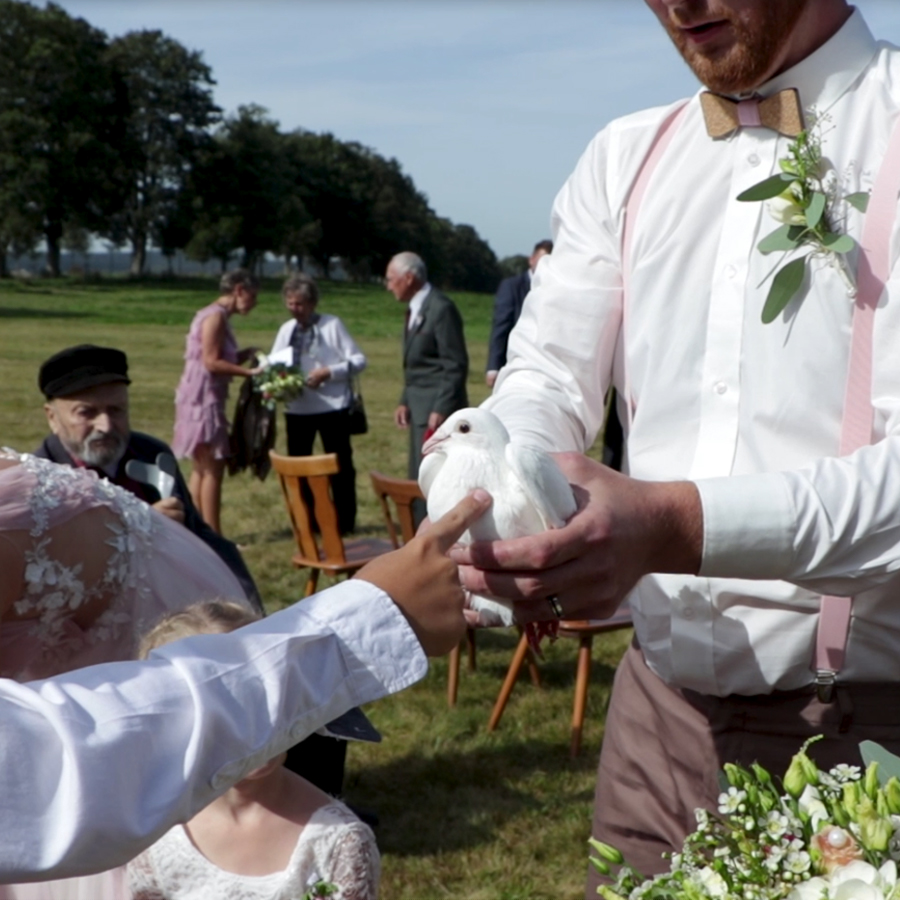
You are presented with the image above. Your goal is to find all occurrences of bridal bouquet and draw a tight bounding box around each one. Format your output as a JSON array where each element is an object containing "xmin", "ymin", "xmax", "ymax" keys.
[
  {"xmin": 591, "ymin": 737, "xmax": 900, "ymax": 900},
  {"xmin": 252, "ymin": 354, "xmax": 304, "ymax": 411}
]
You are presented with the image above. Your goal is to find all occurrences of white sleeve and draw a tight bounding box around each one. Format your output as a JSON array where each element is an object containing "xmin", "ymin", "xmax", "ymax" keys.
[
  {"xmin": 0, "ymin": 581, "xmax": 426, "ymax": 882},
  {"xmin": 482, "ymin": 129, "xmax": 623, "ymax": 453},
  {"xmin": 698, "ymin": 254, "xmax": 900, "ymax": 594},
  {"xmin": 324, "ymin": 317, "xmax": 367, "ymax": 382}
]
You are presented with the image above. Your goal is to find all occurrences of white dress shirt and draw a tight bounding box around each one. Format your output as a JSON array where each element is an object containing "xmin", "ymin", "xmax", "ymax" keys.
[
  {"xmin": 1, "ymin": 581, "xmax": 425, "ymax": 881},
  {"xmin": 484, "ymin": 11, "xmax": 900, "ymax": 695},
  {"xmin": 270, "ymin": 314, "xmax": 367, "ymax": 415},
  {"xmin": 406, "ymin": 282, "xmax": 432, "ymax": 333}
]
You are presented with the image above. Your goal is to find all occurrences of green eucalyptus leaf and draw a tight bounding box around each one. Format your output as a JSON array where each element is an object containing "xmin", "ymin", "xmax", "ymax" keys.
[
  {"xmin": 846, "ymin": 191, "xmax": 871, "ymax": 213},
  {"xmin": 761, "ymin": 256, "xmax": 806, "ymax": 324},
  {"xmin": 806, "ymin": 191, "xmax": 827, "ymax": 229},
  {"xmin": 737, "ymin": 173, "xmax": 796, "ymax": 202},
  {"xmin": 758, "ymin": 224, "xmax": 803, "ymax": 254},
  {"xmin": 822, "ymin": 232, "xmax": 856, "ymax": 254},
  {"xmin": 860, "ymin": 741, "xmax": 900, "ymax": 786}
]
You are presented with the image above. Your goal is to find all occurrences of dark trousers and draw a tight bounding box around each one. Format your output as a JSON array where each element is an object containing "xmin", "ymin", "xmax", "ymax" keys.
[
  {"xmin": 588, "ymin": 640, "xmax": 900, "ymax": 897},
  {"xmin": 285, "ymin": 411, "xmax": 357, "ymax": 535}
]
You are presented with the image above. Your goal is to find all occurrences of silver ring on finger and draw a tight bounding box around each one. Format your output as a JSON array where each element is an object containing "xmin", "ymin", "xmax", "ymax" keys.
[{"xmin": 547, "ymin": 595, "xmax": 564, "ymax": 619}]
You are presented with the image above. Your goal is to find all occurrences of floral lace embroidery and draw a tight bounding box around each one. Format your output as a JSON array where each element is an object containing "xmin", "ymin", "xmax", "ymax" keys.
[{"xmin": 3, "ymin": 450, "xmax": 158, "ymax": 659}]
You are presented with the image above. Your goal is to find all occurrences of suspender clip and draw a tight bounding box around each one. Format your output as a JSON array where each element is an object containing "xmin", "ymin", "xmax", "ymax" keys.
[{"xmin": 815, "ymin": 669, "xmax": 837, "ymax": 704}]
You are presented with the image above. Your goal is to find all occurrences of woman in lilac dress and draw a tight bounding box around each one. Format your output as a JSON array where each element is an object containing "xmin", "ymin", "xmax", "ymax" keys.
[{"xmin": 172, "ymin": 269, "xmax": 261, "ymax": 534}]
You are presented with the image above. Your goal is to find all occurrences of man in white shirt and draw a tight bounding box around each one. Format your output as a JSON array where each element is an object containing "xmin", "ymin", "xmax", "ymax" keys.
[
  {"xmin": 2, "ymin": 491, "xmax": 489, "ymax": 882},
  {"xmin": 450, "ymin": 0, "xmax": 900, "ymax": 886}
]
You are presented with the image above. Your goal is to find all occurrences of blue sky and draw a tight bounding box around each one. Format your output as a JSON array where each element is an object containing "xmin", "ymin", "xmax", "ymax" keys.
[{"xmin": 55, "ymin": 1, "xmax": 900, "ymax": 260}]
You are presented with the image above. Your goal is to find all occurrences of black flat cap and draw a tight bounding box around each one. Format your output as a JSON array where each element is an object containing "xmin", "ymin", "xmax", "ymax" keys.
[{"xmin": 39, "ymin": 345, "xmax": 131, "ymax": 399}]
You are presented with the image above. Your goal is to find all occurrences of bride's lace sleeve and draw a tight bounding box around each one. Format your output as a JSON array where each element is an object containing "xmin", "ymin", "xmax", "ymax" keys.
[
  {"xmin": 126, "ymin": 848, "xmax": 167, "ymax": 900},
  {"xmin": 326, "ymin": 818, "xmax": 381, "ymax": 900}
]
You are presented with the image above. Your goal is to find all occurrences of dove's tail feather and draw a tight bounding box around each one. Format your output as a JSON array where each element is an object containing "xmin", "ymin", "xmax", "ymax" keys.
[{"xmin": 468, "ymin": 594, "xmax": 516, "ymax": 628}]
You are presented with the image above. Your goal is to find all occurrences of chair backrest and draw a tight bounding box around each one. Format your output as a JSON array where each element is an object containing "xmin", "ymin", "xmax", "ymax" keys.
[
  {"xmin": 269, "ymin": 451, "xmax": 346, "ymax": 564},
  {"xmin": 369, "ymin": 471, "xmax": 424, "ymax": 547}
]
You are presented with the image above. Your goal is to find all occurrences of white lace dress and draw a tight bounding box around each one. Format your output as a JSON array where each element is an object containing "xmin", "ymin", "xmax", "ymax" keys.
[
  {"xmin": 0, "ymin": 450, "xmax": 249, "ymax": 681},
  {"xmin": 127, "ymin": 800, "xmax": 380, "ymax": 900},
  {"xmin": 0, "ymin": 450, "xmax": 251, "ymax": 900}
]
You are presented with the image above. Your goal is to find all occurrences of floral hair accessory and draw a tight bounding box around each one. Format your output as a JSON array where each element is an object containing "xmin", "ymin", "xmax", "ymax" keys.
[{"xmin": 737, "ymin": 114, "xmax": 870, "ymax": 324}]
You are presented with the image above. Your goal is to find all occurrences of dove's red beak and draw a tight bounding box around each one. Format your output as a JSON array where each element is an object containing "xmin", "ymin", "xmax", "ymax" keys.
[{"xmin": 421, "ymin": 432, "xmax": 447, "ymax": 457}]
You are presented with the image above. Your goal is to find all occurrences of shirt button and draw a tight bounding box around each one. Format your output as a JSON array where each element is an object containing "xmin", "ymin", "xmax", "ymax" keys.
[
  {"xmin": 748, "ymin": 153, "xmax": 761, "ymax": 166},
  {"xmin": 725, "ymin": 264, "xmax": 737, "ymax": 279},
  {"xmin": 715, "ymin": 382, "xmax": 727, "ymax": 395}
]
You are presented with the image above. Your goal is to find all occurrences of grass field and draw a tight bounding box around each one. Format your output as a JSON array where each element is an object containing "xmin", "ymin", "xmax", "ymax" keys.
[{"xmin": 0, "ymin": 275, "xmax": 630, "ymax": 900}]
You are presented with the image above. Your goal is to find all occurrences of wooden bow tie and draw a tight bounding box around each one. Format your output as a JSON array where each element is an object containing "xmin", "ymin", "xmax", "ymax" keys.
[{"xmin": 700, "ymin": 88, "xmax": 804, "ymax": 139}]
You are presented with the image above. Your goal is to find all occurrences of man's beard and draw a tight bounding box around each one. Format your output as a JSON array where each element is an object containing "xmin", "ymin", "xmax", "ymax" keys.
[
  {"xmin": 65, "ymin": 429, "xmax": 127, "ymax": 469},
  {"xmin": 663, "ymin": 1, "xmax": 809, "ymax": 94}
]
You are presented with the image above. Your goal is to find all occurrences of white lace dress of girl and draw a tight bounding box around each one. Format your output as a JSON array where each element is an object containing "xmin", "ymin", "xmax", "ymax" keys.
[{"xmin": 127, "ymin": 799, "xmax": 381, "ymax": 900}]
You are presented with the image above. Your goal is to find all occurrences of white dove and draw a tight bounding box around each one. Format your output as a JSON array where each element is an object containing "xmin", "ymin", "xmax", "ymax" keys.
[{"xmin": 418, "ymin": 407, "xmax": 577, "ymax": 627}]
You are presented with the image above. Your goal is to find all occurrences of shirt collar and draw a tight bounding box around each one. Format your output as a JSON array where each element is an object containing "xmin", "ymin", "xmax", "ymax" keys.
[
  {"xmin": 407, "ymin": 282, "xmax": 431, "ymax": 326},
  {"xmin": 761, "ymin": 9, "xmax": 877, "ymax": 114}
]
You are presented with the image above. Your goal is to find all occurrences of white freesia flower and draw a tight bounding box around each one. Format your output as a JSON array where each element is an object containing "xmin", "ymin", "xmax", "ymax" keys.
[
  {"xmin": 788, "ymin": 877, "xmax": 829, "ymax": 900},
  {"xmin": 831, "ymin": 765, "xmax": 862, "ymax": 784},
  {"xmin": 828, "ymin": 860, "xmax": 898, "ymax": 900},
  {"xmin": 799, "ymin": 785, "xmax": 830, "ymax": 831}
]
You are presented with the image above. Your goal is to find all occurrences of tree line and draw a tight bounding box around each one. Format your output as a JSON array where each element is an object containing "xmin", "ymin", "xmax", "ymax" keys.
[{"xmin": 0, "ymin": 1, "xmax": 502, "ymax": 291}]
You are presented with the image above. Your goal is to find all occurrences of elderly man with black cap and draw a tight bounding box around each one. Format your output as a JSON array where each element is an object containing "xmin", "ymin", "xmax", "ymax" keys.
[{"xmin": 35, "ymin": 344, "xmax": 261, "ymax": 612}]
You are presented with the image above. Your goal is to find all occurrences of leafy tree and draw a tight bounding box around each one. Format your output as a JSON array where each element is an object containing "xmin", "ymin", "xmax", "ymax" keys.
[
  {"xmin": 105, "ymin": 30, "xmax": 220, "ymax": 275},
  {"xmin": 429, "ymin": 218, "xmax": 500, "ymax": 292},
  {"xmin": 499, "ymin": 254, "xmax": 530, "ymax": 279},
  {"xmin": 0, "ymin": 1, "xmax": 126, "ymax": 276}
]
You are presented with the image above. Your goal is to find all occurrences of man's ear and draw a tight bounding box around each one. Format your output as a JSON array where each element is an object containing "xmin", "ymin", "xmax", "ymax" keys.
[{"xmin": 44, "ymin": 401, "xmax": 61, "ymax": 435}]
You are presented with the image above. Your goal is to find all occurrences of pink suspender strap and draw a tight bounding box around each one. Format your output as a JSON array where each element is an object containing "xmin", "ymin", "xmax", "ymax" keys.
[
  {"xmin": 814, "ymin": 114, "xmax": 900, "ymax": 700},
  {"xmin": 621, "ymin": 103, "xmax": 688, "ymax": 431}
]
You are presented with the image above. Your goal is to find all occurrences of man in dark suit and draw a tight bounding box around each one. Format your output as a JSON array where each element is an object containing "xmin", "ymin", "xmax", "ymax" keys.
[
  {"xmin": 386, "ymin": 251, "xmax": 468, "ymax": 491},
  {"xmin": 486, "ymin": 239, "xmax": 553, "ymax": 388},
  {"xmin": 34, "ymin": 344, "xmax": 262, "ymax": 612}
]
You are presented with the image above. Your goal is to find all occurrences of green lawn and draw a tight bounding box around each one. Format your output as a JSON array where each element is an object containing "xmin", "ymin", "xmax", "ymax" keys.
[{"xmin": 0, "ymin": 275, "xmax": 628, "ymax": 900}]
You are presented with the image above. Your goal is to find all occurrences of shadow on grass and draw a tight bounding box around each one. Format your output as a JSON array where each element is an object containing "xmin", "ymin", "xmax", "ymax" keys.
[
  {"xmin": 0, "ymin": 306, "xmax": 90, "ymax": 319},
  {"xmin": 349, "ymin": 738, "xmax": 598, "ymax": 857}
]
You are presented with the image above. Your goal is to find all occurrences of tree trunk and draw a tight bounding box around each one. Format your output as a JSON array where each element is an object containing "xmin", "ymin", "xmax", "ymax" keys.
[
  {"xmin": 0, "ymin": 244, "xmax": 8, "ymax": 278},
  {"xmin": 129, "ymin": 233, "xmax": 147, "ymax": 276},
  {"xmin": 45, "ymin": 221, "xmax": 62, "ymax": 277}
]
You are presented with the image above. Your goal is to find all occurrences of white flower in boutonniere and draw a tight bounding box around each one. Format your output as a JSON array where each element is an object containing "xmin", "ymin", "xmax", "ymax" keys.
[{"xmin": 737, "ymin": 114, "xmax": 871, "ymax": 324}]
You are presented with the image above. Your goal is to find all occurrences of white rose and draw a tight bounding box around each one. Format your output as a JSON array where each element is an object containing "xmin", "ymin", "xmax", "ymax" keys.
[{"xmin": 788, "ymin": 877, "xmax": 829, "ymax": 900}]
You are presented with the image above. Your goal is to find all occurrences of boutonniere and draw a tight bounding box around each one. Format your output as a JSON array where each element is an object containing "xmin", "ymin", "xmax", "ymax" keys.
[{"xmin": 737, "ymin": 114, "xmax": 870, "ymax": 323}]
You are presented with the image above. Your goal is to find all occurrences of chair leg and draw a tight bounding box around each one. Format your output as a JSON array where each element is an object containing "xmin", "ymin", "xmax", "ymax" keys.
[
  {"xmin": 447, "ymin": 642, "xmax": 462, "ymax": 707},
  {"xmin": 304, "ymin": 570, "xmax": 320, "ymax": 598},
  {"xmin": 466, "ymin": 627, "xmax": 477, "ymax": 671},
  {"xmin": 488, "ymin": 632, "xmax": 530, "ymax": 732},
  {"xmin": 570, "ymin": 634, "xmax": 594, "ymax": 758}
]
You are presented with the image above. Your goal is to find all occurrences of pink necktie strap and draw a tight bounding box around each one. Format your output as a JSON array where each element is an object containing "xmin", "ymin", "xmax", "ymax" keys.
[{"xmin": 814, "ymin": 113, "xmax": 900, "ymax": 700}]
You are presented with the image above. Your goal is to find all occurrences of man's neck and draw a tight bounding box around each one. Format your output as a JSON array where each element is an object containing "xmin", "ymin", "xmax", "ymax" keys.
[{"xmin": 758, "ymin": 1, "xmax": 852, "ymax": 88}]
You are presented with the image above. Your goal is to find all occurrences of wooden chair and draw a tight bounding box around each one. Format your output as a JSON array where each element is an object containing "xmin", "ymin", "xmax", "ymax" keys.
[
  {"xmin": 271, "ymin": 451, "xmax": 393, "ymax": 597},
  {"xmin": 369, "ymin": 470, "xmax": 480, "ymax": 706},
  {"xmin": 487, "ymin": 602, "xmax": 634, "ymax": 758}
]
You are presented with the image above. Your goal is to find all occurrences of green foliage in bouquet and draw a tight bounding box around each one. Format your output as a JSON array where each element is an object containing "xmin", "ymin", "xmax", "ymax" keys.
[
  {"xmin": 591, "ymin": 736, "xmax": 900, "ymax": 900},
  {"xmin": 253, "ymin": 361, "xmax": 305, "ymax": 411},
  {"xmin": 302, "ymin": 881, "xmax": 337, "ymax": 899},
  {"xmin": 736, "ymin": 115, "xmax": 869, "ymax": 324}
]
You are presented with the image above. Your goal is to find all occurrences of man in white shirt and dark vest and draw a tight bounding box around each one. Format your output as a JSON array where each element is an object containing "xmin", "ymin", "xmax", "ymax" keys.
[{"xmin": 448, "ymin": 1, "xmax": 900, "ymax": 890}]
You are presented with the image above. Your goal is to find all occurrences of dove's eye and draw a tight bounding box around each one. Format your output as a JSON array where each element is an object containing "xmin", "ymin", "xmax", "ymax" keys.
[{"xmin": 458, "ymin": 423, "xmax": 471, "ymax": 434}]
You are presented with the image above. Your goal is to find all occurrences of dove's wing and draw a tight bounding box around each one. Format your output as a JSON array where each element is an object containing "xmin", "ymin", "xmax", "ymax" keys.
[
  {"xmin": 417, "ymin": 449, "xmax": 444, "ymax": 503},
  {"xmin": 505, "ymin": 442, "xmax": 576, "ymax": 530}
]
